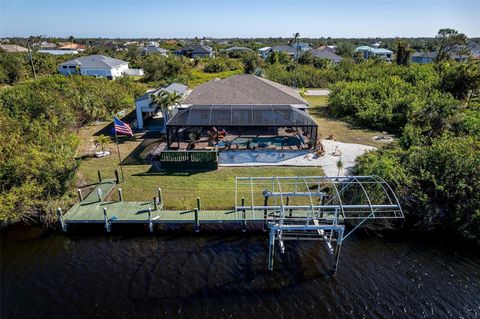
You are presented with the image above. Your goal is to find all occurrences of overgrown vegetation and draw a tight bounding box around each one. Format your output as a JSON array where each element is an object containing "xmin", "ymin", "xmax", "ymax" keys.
[
  {"xmin": 0, "ymin": 76, "xmax": 144, "ymax": 224},
  {"xmin": 327, "ymin": 57, "xmax": 480, "ymax": 244}
]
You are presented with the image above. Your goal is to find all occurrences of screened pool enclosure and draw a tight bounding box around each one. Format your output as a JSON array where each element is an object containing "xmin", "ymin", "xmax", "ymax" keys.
[{"xmin": 166, "ymin": 105, "xmax": 318, "ymax": 150}]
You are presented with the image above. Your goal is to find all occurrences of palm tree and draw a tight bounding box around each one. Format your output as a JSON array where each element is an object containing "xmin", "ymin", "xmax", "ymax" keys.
[
  {"xmin": 95, "ymin": 135, "xmax": 111, "ymax": 153},
  {"xmin": 150, "ymin": 91, "xmax": 183, "ymax": 133},
  {"xmin": 336, "ymin": 157, "xmax": 344, "ymax": 176}
]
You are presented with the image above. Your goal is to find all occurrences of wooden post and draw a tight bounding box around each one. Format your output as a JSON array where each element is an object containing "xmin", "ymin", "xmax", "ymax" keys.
[
  {"xmin": 97, "ymin": 189, "xmax": 103, "ymax": 202},
  {"xmin": 77, "ymin": 189, "xmax": 83, "ymax": 201},
  {"xmin": 241, "ymin": 197, "xmax": 246, "ymax": 232},
  {"xmin": 196, "ymin": 197, "xmax": 201, "ymax": 211},
  {"xmin": 154, "ymin": 197, "xmax": 158, "ymax": 210},
  {"xmin": 103, "ymin": 207, "xmax": 111, "ymax": 233},
  {"xmin": 158, "ymin": 188, "xmax": 162, "ymax": 208},
  {"xmin": 287, "ymin": 197, "xmax": 292, "ymax": 217},
  {"xmin": 97, "ymin": 170, "xmax": 102, "ymax": 182},
  {"xmin": 115, "ymin": 170, "xmax": 120, "ymax": 183},
  {"xmin": 57, "ymin": 208, "xmax": 67, "ymax": 232},
  {"xmin": 267, "ymin": 227, "xmax": 275, "ymax": 270},
  {"xmin": 263, "ymin": 194, "xmax": 268, "ymax": 232},
  {"xmin": 148, "ymin": 207, "xmax": 153, "ymax": 233},
  {"xmin": 194, "ymin": 208, "xmax": 200, "ymax": 233},
  {"xmin": 118, "ymin": 188, "xmax": 123, "ymax": 201}
]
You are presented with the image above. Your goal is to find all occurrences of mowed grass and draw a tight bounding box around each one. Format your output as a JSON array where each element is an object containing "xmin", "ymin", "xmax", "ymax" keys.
[
  {"xmin": 304, "ymin": 95, "xmax": 388, "ymax": 147},
  {"xmin": 76, "ymin": 123, "xmax": 323, "ymax": 210}
]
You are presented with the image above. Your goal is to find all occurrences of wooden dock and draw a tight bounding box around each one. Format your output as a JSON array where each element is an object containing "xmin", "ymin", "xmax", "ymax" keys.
[
  {"xmin": 61, "ymin": 180, "xmax": 268, "ymax": 231},
  {"xmin": 58, "ymin": 175, "xmax": 404, "ymax": 272}
]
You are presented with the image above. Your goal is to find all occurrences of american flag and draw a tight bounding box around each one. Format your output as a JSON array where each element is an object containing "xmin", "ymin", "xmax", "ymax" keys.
[{"xmin": 114, "ymin": 117, "xmax": 133, "ymax": 137}]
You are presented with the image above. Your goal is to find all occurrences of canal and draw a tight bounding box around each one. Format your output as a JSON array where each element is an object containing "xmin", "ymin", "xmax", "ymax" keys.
[{"xmin": 1, "ymin": 225, "xmax": 479, "ymax": 318}]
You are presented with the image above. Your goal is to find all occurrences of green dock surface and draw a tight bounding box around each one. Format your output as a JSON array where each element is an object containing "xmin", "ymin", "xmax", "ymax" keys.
[{"xmin": 64, "ymin": 181, "xmax": 265, "ymax": 224}]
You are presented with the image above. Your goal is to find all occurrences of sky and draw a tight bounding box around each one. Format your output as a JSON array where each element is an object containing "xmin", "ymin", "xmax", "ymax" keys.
[{"xmin": 1, "ymin": 0, "xmax": 479, "ymax": 38}]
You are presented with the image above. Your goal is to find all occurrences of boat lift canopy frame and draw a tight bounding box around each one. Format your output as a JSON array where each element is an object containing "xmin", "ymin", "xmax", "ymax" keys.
[{"xmin": 234, "ymin": 175, "xmax": 404, "ymax": 272}]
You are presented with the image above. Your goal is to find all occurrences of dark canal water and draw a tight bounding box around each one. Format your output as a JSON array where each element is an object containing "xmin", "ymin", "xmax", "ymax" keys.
[{"xmin": 1, "ymin": 224, "xmax": 479, "ymax": 319}]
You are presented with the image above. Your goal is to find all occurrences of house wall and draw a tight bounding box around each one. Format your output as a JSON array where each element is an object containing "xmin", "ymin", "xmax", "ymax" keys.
[
  {"xmin": 59, "ymin": 63, "xmax": 129, "ymax": 79},
  {"xmin": 412, "ymin": 56, "xmax": 433, "ymax": 64},
  {"xmin": 191, "ymin": 52, "xmax": 213, "ymax": 58}
]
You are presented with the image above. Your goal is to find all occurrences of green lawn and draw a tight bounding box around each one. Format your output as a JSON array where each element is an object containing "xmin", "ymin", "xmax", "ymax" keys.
[
  {"xmin": 76, "ymin": 123, "xmax": 322, "ymax": 210},
  {"xmin": 304, "ymin": 95, "xmax": 389, "ymax": 147}
]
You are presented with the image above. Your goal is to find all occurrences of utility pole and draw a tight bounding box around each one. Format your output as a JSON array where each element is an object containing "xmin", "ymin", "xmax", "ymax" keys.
[
  {"xmin": 27, "ymin": 43, "xmax": 37, "ymax": 80},
  {"xmin": 293, "ymin": 32, "xmax": 300, "ymax": 88}
]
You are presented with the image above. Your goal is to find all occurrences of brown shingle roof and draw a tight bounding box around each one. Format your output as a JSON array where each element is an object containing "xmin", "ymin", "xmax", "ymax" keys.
[{"xmin": 183, "ymin": 74, "xmax": 308, "ymax": 105}]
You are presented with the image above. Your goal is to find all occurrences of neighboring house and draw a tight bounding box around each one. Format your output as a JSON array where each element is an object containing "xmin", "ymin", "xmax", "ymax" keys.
[
  {"xmin": 175, "ymin": 44, "xmax": 213, "ymax": 58},
  {"xmin": 142, "ymin": 46, "xmax": 168, "ymax": 56},
  {"xmin": 225, "ymin": 46, "xmax": 252, "ymax": 53},
  {"xmin": 355, "ymin": 45, "xmax": 393, "ymax": 60},
  {"xmin": 258, "ymin": 46, "xmax": 272, "ymax": 59},
  {"xmin": 468, "ymin": 42, "xmax": 480, "ymax": 59},
  {"xmin": 58, "ymin": 42, "xmax": 86, "ymax": 51},
  {"xmin": 38, "ymin": 49, "xmax": 79, "ymax": 55},
  {"xmin": 58, "ymin": 55, "xmax": 142, "ymax": 80},
  {"xmin": 135, "ymin": 83, "xmax": 189, "ymax": 130},
  {"xmin": 36, "ymin": 41, "xmax": 56, "ymax": 50},
  {"xmin": 294, "ymin": 42, "xmax": 312, "ymax": 51},
  {"xmin": 267, "ymin": 43, "xmax": 311, "ymax": 59},
  {"xmin": 0, "ymin": 44, "xmax": 28, "ymax": 53},
  {"xmin": 411, "ymin": 51, "xmax": 437, "ymax": 64},
  {"xmin": 411, "ymin": 51, "xmax": 469, "ymax": 63},
  {"xmin": 146, "ymin": 41, "xmax": 159, "ymax": 47},
  {"xmin": 271, "ymin": 45, "xmax": 298, "ymax": 58},
  {"xmin": 308, "ymin": 47, "xmax": 343, "ymax": 64}
]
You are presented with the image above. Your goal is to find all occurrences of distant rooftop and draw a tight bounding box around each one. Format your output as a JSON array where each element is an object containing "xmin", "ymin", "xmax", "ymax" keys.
[
  {"xmin": 59, "ymin": 55, "xmax": 128, "ymax": 69},
  {"xmin": 0, "ymin": 44, "xmax": 28, "ymax": 53},
  {"xmin": 136, "ymin": 83, "xmax": 189, "ymax": 102}
]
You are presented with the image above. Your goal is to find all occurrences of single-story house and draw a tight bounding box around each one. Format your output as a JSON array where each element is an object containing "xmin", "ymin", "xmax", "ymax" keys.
[
  {"xmin": 355, "ymin": 46, "xmax": 393, "ymax": 60},
  {"xmin": 135, "ymin": 83, "xmax": 189, "ymax": 130},
  {"xmin": 258, "ymin": 47, "xmax": 272, "ymax": 59},
  {"xmin": 175, "ymin": 44, "xmax": 213, "ymax": 58},
  {"xmin": 38, "ymin": 49, "xmax": 78, "ymax": 55},
  {"xmin": 225, "ymin": 46, "xmax": 252, "ymax": 52},
  {"xmin": 36, "ymin": 41, "xmax": 56, "ymax": 50},
  {"xmin": 308, "ymin": 47, "xmax": 343, "ymax": 64},
  {"xmin": 58, "ymin": 42, "xmax": 86, "ymax": 51},
  {"xmin": 411, "ymin": 51, "xmax": 470, "ymax": 63},
  {"xmin": 0, "ymin": 44, "xmax": 28, "ymax": 53},
  {"xmin": 166, "ymin": 74, "xmax": 318, "ymax": 150},
  {"xmin": 411, "ymin": 51, "xmax": 437, "ymax": 64},
  {"xmin": 262, "ymin": 43, "xmax": 311, "ymax": 60},
  {"xmin": 142, "ymin": 46, "xmax": 168, "ymax": 56},
  {"xmin": 58, "ymin": 55, "xmax": 143, "ymax": 80}
]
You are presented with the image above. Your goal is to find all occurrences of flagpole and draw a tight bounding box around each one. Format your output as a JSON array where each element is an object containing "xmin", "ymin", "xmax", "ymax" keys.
[{"xmin": 114, "ymin": 123, "xmax": 126, "ymax": 183}]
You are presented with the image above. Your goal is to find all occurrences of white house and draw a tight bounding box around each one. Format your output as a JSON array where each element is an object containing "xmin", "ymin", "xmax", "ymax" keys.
[
  {"xmin": 355, "ymin": 46, "xmax": 393, "ymax": 61},
  {"xmin": 58, "ymin": 55, "xmax": 142, "ymax": 80},
  {"xmin": 135, "ymin": 83, "xmax": 189, "ymax": 130},
  {"xmin": 258, "ymin": 46, "xmax": 272, "ymax": 59}
]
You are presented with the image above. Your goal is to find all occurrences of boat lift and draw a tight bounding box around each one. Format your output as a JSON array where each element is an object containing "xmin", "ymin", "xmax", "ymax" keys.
[{"xmin": 234, "ymin": 176, "xmax": 403, "ymax": 273}]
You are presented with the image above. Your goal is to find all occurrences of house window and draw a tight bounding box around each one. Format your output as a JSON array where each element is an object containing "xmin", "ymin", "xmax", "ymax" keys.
[
  {"xmin": 68, "ymin": 66, "xmax": 76, "ymax": 69},
  {"xmin": 62, "ymin": 66, "xmax": 67, "ymax": 69}
]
